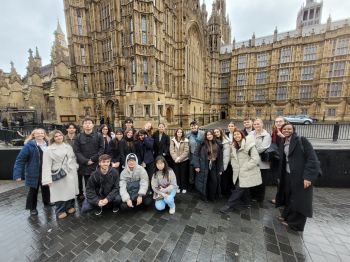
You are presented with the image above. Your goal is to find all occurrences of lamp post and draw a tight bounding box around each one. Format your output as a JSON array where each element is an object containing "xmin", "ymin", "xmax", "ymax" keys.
[
  {"xmin": 202, "ymin": 108, "xmax": 205, "ymax": 125},
  {"xmin": 194, "ymin": 107, "xmax": 196, "ymax": 121},
  {"xmin": 179, "ymin": 104, "xmax": 183, "ymax": 127},
  {"xmin": 156, "ymin": 97, "xmax": 161, "ymax": 125}
]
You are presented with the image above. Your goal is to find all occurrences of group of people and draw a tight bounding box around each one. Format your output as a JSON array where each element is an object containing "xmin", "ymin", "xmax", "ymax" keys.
[{"xmin": 13, "ymin": 116, "xmax": 321, "ymax": 231}]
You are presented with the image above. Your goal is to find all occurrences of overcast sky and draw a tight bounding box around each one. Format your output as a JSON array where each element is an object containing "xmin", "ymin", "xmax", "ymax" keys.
[{"xmin": 0, "ymin": 0, "xmax": 349, "ymax": 76}]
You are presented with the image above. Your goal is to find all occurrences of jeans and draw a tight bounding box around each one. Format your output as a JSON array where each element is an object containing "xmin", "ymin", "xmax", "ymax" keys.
[
  {"xmin": 55, "ymin": 199, "xmax": 75, "ymax": 216},
  {"xmin": 155, "ymin": 189, "xmax": 176, "ymax": 210}
]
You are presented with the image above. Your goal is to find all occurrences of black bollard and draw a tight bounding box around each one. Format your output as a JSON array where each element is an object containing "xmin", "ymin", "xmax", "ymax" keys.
[{"xmin": 332, "ymin": 122, "xmax": 340, "ymax": 142}]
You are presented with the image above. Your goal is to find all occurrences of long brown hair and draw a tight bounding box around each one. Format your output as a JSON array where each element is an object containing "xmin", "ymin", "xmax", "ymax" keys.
[
  {"xmin": 204, "ymin": 130, "xmax": 219, "ymax": 159},
  {"xmin": 174, "ymin": 128, "xmax": 185, "ymax": 141},
  {"xmin": 49, "ymin": 130, "xmax": 66, "ymax": 145},
  {"xmin": 232, "ymin": 129, "xmax": 246, "ymax": 149}
]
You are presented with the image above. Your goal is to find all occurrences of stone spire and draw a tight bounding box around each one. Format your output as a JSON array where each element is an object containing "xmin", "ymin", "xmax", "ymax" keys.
[
  {"xmin": 9, "ymin": 61, "xmax": 21, "ymax": 83},
  {"xmin": 273, "ymin": 27, "xmax": 278, "ymax": 42},
  {"xmin": 35, "ymin": 46, "xmax": 41, "ymax": 59}
]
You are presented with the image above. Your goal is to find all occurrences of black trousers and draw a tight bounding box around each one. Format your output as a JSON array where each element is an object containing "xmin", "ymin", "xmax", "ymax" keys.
[
  {"xmin": 281, "ymin": 173, "xmax": 307, "ymax": 231},
  {"xmin": 221, "ymin": 163, "xmax": 234, "ymax": 197},
  {"xmin": 207, "ymin": 161, "xmax": 220, "ymax": 201},
  {"xmin": 226, "ymin": 183, "xmax": 250, "ymax": 208},
  {"xmin": 26, "ymin": 174, "xmax": 50, "ymax": 210},
  {"xmin": 250, "ymin": 169, "xmax": 270, "ymax": 202},
  {"xmin": 173, "ymin": 160, "xmax": 189, "ymax": 190}
]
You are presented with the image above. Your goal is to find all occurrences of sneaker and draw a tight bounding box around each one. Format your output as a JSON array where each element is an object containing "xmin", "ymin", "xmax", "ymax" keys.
[
  {"xmin": 219, "ymin": 205, "xmax": 232, "ymax": 214},
  {"xmin": 112, "ymin": 206, "xmax": 119, "ymax": 213},
  {"xmin": 176, "ymin": 189, "xmax": 181, "ymax": 193},
  {"xmin": 169, "ymin": 208, "xmax": 175, "ymax": 214},
  {"xmin": 182, "ymin": 189, "xmax": 187, "ymax": 194},
  {"xmin": 58, "ymin": 212, "xmax": 67, "ymax": 219},
  {"xmin": 67, "ymin": 208, "xmax": 76, "ymax": 214},
  {"xmin": 94, "ymin": 207, "xmax": 103, "ymax": 216},
  {"xmin": 30, "ymin": 209, "xmax": 38, "ymax": 216}
]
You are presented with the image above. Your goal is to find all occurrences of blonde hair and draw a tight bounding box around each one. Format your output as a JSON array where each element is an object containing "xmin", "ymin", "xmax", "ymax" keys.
[
  {"xmin": 253, "ymin": 118, "xmax": 264, "ymax": 126},
  {"xmin": 49, "ymin": 130, "xmax": 66, "ymax": 145},
  {"xmin": 24, "ymin": 128, "xmax": 49, "ymax": 144}
]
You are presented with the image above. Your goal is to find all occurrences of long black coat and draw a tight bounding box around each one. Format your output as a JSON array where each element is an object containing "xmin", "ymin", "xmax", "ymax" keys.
[
  {"xmin": 192, "ymin": 141, "xmax": 224, "ymax": 196},
  {"xmin": 152, "ymin": 131, "xmax": 172, "ymax": 166},
  {"xmin": 276, "ymin": 134, "xmax": 320, "ymax": 218}
]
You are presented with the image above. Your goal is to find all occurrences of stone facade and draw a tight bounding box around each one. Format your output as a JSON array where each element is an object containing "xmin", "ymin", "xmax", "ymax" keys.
[
  {"xmin": 225, "ymin": 0, "xmax": 350, "ymax": 122},
  {"xmin": 0, "ymin": 22, "xmax": 79, "ymax": 125},
  {"xmin": 63, "ymin": 0, "xmax": 231, "ymax": 127}
]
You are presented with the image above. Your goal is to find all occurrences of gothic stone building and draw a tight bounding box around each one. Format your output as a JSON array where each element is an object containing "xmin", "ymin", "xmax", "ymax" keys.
[
  {"xmin": 225, "ymin": 0, "xmax": 350, "ymax": 122},
  {"xmin": 63, "ymin": 0, "xmax": 231, "ymax": 127},
  {"xmin": 0, "ymin": 22, "xmax": 79, "ymax": 124}
]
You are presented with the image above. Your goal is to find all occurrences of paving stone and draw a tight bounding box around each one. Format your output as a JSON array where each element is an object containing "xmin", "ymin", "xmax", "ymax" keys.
[{"xmin": 1, "ymin": 187, "xmax": 350, "ymax": 261}]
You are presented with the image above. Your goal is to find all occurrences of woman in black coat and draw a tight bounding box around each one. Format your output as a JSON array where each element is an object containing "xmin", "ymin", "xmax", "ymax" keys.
[
  {"xmin": 193, "ymin": 130, "xmax": 224, "ymax": 202},
  {"xmin": 276, "ymin": 123, "xmax": 320, "ymax": 231},
  {"xmin": 152, "ymin": 123, "xmax": 172, "ymax": 168},
  {"xmin": 119, "ymin": 128, "xmax": 137, "ymax": 168},
  {"xmin": 108, "ymin": 129, "xmax": 124, "ymax": 173}
]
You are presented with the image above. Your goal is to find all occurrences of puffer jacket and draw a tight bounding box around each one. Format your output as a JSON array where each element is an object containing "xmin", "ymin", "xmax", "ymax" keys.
[
  {"xmin": 221, "ymin": 135, "xmax": 231, "ymax": 171},
  {"xmin": 13, "ymin": 140, "xmax": 48, "ymax": 188},
  {"xmin": 151, "ymin": 169, "xmax": 178, "ymax": 195},
  {"xmin": 170, "ymin": 137, "xmax": 189, "ymax": 163},
  {"xmin": 231, "ymin": 135, "xmax": 262, "ymax": 188},
  {"xmin": 249, "ymin": 129, "xmax": 271, "ymax": 169},
  {"xmin": 119, "ymin": 154, "xmax": 149, "ymax": 202}
]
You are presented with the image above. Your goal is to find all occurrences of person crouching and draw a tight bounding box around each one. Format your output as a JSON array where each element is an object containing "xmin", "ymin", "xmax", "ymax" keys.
[
  {"xmin": 81, "ymin": 154, "xmax": 121, "ymax": 215},
  {"xmin": 120, "ymin": 153, "xmax": 152, "ymax": 210},
  {"xmin": 152, "ymin": 156, "xmax": 178, "ymax": 214}
]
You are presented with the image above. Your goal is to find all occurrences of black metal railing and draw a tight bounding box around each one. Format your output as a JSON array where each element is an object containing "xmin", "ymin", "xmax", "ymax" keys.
[{"xmin": 1, "ymin": 122, "xmax": 350, "ymax": 145}]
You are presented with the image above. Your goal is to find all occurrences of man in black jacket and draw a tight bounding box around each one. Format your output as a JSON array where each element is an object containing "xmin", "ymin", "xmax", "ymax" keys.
[
  {"xmin": 74, "ymin": 118, "xmax": 104, "ymax": 200},
  {"xmin": 81, "ymin": 154, "xmax": 121, "ymax": 215}
]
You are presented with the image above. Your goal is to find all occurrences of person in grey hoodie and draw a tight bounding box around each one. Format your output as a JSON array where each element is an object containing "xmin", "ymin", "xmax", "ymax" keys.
[{"xmin": 119, "ymin": 153, "xmax": 152, "ymax": 210}]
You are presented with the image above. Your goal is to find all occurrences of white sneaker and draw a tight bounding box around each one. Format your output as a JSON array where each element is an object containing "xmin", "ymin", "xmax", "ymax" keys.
[
  {"xmin": 169, "ymin": 208, "xmax": 175, "ymax": 214},
  {"xmin": 182, "ymin": 189, "xmax": 187, "ymax": 194},
  {"xmin": 176, "ymin": 189, "xmax": 181, "ymax": 193}
]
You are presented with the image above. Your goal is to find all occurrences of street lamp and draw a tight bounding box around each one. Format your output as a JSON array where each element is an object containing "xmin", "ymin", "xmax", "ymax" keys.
[
  {"xmin": 156, "ymin": 97, "xmax": 161, "ymax": 125},
  {"xmin": 194, "ymin": 107, "xmax": 196, "ymax": 121},
  {"xmin": 179, "ymin": 104, "xmax": 183, "ymax": 127}
]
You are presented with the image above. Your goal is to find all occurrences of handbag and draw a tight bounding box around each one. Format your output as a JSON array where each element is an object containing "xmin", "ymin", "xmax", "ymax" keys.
[
  {"xmin": 259, "ymin": 143, "xmax": 280, "ymax": 162},
  {"xmin": 51, "ymin": 154, "xmax": 68, "ymax": 181}
]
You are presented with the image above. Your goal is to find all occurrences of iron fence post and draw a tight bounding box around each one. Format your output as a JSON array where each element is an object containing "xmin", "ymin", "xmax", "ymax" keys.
[{"xmin": 332, "ymin": 122, "xmax": 340, "ymax": 142}]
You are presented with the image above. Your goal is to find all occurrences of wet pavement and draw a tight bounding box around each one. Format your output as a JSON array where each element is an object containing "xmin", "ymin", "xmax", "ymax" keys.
[{"xmin": 1, "ymin": 185, "xmax": 350, "ymax": 262}]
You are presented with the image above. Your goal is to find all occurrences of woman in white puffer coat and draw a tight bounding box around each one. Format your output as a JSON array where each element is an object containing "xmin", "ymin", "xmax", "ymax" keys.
[{"xmin": 220, "ymin": 129, "xmax": 262, "ymax": 213}]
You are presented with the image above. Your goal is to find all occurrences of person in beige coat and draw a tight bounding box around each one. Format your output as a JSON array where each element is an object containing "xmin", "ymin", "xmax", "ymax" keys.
[
  {"xmin": 42, "ymin": 130, "xmax": 79, "ymax": 219},
  {"xmin": 220, "ymin": 129, "xmax": 262, "ymax": 213},
  {"xmin": 170, "ymin": 128, "xmax": 190, "ymax": 193}
]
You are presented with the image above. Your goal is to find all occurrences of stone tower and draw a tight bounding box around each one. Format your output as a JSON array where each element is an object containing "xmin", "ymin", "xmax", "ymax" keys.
[{"xmin": 296, "ymin": 0, "xmax": 323, "ymax": 28}]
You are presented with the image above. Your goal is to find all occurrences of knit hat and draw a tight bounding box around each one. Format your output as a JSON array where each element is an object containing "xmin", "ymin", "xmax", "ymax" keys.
[{"xmin": 126, "ymin": 153, "xmax": 137, "ymax": 162}]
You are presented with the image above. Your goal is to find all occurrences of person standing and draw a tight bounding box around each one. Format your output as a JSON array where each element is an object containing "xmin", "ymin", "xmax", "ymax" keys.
[
  {"xmin": 242, "ymin": 117, "xmax": 254, "ymax": 137},
  {"xmin": 42, "ymin": 130, "xmax": 79, "ymax": 219},
  {"xmin": 214, "ymin": 128, "xmax": 231, "ymax": 197},
  {"xmin": 65, "ymin": 123, "xmax": 78, "ymax": 147},
  {"xmin": 135, "ymin": 129, "xmax": 155, "ymax": 181},
  {"xmin": 276, "ymin": 123, "xmax": 320, "ymax": 231},
  {"xmin": 153, "ymin": 123, "xmax": 172, "ymax": 167},
  {"xmin": 119, "ymin": 128, "xmax": 137, "ymax": 168},
  {"xmin": 108, "ymin": 128, "xmax": 124, "ymax": 173},
  {"xmin": 170, "ymin": 128, "xmax": 189, "ymax": 193},
  {"xmin": 100, "ymin": 124, "xmax": 112, "ymax": 154},
  {"xmin": 250, "ymin": 118, "xmax": 272, "ymax": 203},
  {"xmin": 152, "ymin": 156, "xmax": 178, "ymax": 214},
  {"xmin": 74, "ymin": 118, "xmax": 104, "ymax": 200},
  {"xmin": 13, "ymin": 128, "xmax": 51, "ymax": 216},
  {"xmin": 220, "ymin": 129, "xmax": 262, "ymax": 213},
  {"xmin": 270, "ymin": 116, "xmax": 287, "ymax": 204},
  {"xmin": 225, "ymin": 121, "xmax": 236, "ymax": 143},
  {"xmin": 193, "ymin": 130, "xmax": 224, "ymax": 201},
  {"xmin": 186, "ymin": 121, "xmax": 205, "ymax": 191}
]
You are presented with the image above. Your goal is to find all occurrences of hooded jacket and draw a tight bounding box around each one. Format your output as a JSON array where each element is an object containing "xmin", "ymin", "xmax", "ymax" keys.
[
  {"xmin": 119, "ymin": 154, "xmax": 149, "ymax": 202},
  {"xmin": 86, "ymin": 167, "xmax": 120, "ymax": 205},
  {"xmin": 231, "ymin": 135, "xmax": 262, "ymax": 188}
]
